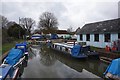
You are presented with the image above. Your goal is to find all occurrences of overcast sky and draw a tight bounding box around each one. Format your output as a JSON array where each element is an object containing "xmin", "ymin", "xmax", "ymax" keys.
[{"xmin": 0, "ymin": 0, "xmax": 119, "ymax": 31}]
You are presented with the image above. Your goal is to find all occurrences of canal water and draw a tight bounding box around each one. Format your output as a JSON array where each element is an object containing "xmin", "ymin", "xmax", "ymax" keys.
[{"xmin": 21, "ymin": 44, "xmax": 109, "ymax": 78}]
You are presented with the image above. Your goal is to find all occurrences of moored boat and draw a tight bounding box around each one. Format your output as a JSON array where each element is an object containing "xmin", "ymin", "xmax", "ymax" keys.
[
  {"xmin": 80, "ymin": 46, "xmax": 99, "ymax": 58},
  {"xmin": 49, "ymin": 43, "xmax": 87, "ymax": 59},
  {"xmin": 0, "ymin": 42, "xmax": 28, "ymax": 80},
  {"xmin": 104, "ymin": 58, "xmax": 120, "ymax": 80},
  {"xmin": 48, "ymin": 42, "xmax": 99, "ymax": 59}
]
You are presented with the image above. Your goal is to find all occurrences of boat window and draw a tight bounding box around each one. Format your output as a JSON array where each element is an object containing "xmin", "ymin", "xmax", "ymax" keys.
[
  {"xmin": 80, "ymin": 34, "xmax": 83, "ymax": 41},
  {"xmin": 17, "ymin": 46, "xmax": 25, "ymax": 49},
  {"xmin": 104, "ymin": 33, "xmax": 111, "ymax": 42},
  {"xmin": 94, "ymin": 34, "xmax": 99, "ymax": 42},
  {"xmin": 86, "ymin": 34, "xmax": 90, "ymax": 41}
]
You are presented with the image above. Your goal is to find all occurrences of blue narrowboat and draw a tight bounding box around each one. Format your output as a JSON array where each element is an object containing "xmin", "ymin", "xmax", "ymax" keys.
[
  {"xmin": 31, "ymin": 34, "xmax": 42, "ymax": 40},
  {"xmin": 49, "ymin": 43, "xmax": 87, "ymax": 59},
  {"xmin": 0, "ymin": 42, "xmax": 28, "ymax": 80},
  {"xmin": 48, "ymin": 42, "xmax": 99, "ymax": 59}
]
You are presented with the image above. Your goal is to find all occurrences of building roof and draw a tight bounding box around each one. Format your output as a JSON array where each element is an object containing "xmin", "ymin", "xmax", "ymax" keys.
[
  {"xmin": 76, "ymin": 18, "xmax": 120, "ymax": 34},
  {"xmin": 55, "ymin": 30, "xmax": 69, "ymax": 34},
  {"xmin": 33, "ymin": 29, "xmax": 75, "ymax": 35}
]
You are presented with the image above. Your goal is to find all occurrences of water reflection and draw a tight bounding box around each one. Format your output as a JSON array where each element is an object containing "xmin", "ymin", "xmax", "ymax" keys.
[
  {"xmin": 23, "ymin": 45, "xmax": 95, "ymax": 78},
  {"xmin": 28, "ymin": 45, "xmax": 56, "ymax": 66},
  {"xmin": 22, "ymin": 44, "xmax": 108, "ymax": 78},
  {"xmin": 40, "ymin": 47, "xmax": 56, "ymax": 66},
  {"xmin": 28, "ymin": 47, "xmax": 38, "ymax": 59},
  {"xmin": 45, "ymin": 46, "xmax": 109, "ymax": 77}
]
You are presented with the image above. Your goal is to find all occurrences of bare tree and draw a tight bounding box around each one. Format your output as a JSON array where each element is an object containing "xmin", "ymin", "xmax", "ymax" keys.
[
  {"xmin": 0, "ymin": 15, "xmax": 9, "ymax": 28},
  {"xmin": 67, "ymin": 26, "xmax": 73, "ymax": 32},
  {"xmin": 19, "ymin": 17, "xmax": 35, "ymax": 35},
  {"xmin": 38, "ymin": 12, "xmax": 58, "ymax": 33}
]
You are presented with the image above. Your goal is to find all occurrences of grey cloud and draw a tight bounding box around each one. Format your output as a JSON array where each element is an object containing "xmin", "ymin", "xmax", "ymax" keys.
[
  {"xmin": 118, "ymin": 1, "xmax": 120, "ymax": 17},
  {"xmin": 1, "ymin": 1, "xmax": 119, "ymax": 31},
  {"xmin": 95, "ymin": 2, "xmax": 118, "ymax": 18}
]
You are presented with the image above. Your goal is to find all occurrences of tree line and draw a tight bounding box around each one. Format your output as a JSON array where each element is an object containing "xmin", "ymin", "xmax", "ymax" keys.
[
  {"xmin": 1, "ymin": 12, "xmax": 59, "ymax": 44},
  {"xmin": 1, "ymin": 11, "xmax": 74, "ymax": 44}
]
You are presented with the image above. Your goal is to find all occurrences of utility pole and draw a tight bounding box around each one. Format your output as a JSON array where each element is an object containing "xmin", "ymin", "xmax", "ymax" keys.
[{"xmin": 19, "ymin": 17, "xmax": 21, "ymax": 39}]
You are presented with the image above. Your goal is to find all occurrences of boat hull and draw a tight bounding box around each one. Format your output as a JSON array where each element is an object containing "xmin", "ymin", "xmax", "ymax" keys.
[
  {"xmin": 50, "ymin": 45, "xmax": 88, "ymax": 59},
  {"xmin": 49, "ymin": 43, "xmax": 99, "ymax": 59}
]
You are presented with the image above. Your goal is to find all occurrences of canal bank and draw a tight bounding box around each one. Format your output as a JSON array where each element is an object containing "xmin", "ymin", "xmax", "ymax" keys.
[{"xmin": 21, "ymin": 44, "xmax": 108, "ymax": 78}]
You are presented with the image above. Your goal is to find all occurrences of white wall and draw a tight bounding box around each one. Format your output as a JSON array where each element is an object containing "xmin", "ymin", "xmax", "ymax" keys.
[
  {"xmin": 77, "ymin": 34, "xmax": 86, "ymax": 42},
  {"xmin": 111, "ymin": 33, "xmax": 118, "ymax": 41},
  {"xmin": 77, "ymin": 33, "xmax": 118, "ymax": 48},
  {"xmin": 77, "ymin": 35, "xmax": 80, "ymax": 41},
  {"xmin": 83, "ymin": 34, "xmax": 86, "ymax": 41}
]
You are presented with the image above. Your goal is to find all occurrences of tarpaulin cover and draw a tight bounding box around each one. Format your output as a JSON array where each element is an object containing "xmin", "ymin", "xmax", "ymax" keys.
[
  {"xmin": 50, "ymin": 34, "xmax": 58, "ymax": 39},
  {"xmin": 5, "ymin": 48, "xmax": 24, "ymax": 66},
  {"xmin": 15, "ymin": 43, "xmax": 27, "ymax": 52},
  {"xmin": 71, "ymin": 45, "xmax": 81, "ymax": 57},
  {"xmin": 104, "ymin": 58, "xmax": 120, "ymax": 77},
  {"xmin": 0, "ymin": 65, "xmax": 12, "ymax": 80},
  {"xmin": 22, "ymin": 41, "xmax": 27, "ymax": 45}
]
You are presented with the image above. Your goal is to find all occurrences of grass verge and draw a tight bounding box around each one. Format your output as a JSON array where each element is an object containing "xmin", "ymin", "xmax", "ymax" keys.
[
  {"xmin": 90, "ymin": 46, "xmax": 104, "ymax": 51},
  {"xmin": 2, "ymin": 39, "xmax": 24, "ymax": 55}
]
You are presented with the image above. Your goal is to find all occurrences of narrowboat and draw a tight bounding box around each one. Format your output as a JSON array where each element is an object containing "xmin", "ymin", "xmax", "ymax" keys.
[
  {"xmin": 104, "ymin": 58, "xmax": 120, "ymax": 80},
  {"xmin": 48, "ymin": 42, "xmax": 99, "ymax": 59},
  {"xmin": 80, "ymin": 45, "xmax": 99, "ymax": 58},
  {"xmin": 49, "ymin": 43, "xmax": 88, "ymax": 59},
  {"xmin": 0, "ymin": 42, "xmax": 28, "ymax": 80}
]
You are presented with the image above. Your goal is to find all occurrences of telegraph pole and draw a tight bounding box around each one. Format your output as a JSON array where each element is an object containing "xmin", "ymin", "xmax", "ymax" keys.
[{"xmin": 19, "ymin": 17, "xmax": 21, "ymax": 39}]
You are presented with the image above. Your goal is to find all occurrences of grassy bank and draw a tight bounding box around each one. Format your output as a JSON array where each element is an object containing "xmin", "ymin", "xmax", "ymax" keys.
[
  {"xmin": 90, "ymin": 46, "xmax": 104, "ymax": 51},
  {"xmin": 2, "ymin": 39, "xmax": 24, "ymax": 55}
]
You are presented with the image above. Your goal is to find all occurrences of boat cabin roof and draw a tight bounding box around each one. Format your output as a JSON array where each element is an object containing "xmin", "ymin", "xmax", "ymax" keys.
[{"xmin": 53, "ymin": 43, "xmax": 73, "ymax": 48}]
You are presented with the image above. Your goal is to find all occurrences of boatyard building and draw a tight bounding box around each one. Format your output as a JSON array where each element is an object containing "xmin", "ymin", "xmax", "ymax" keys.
[{"xmin": 76, "ymin": 18, "xmax": 120, "ymax": 48}]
